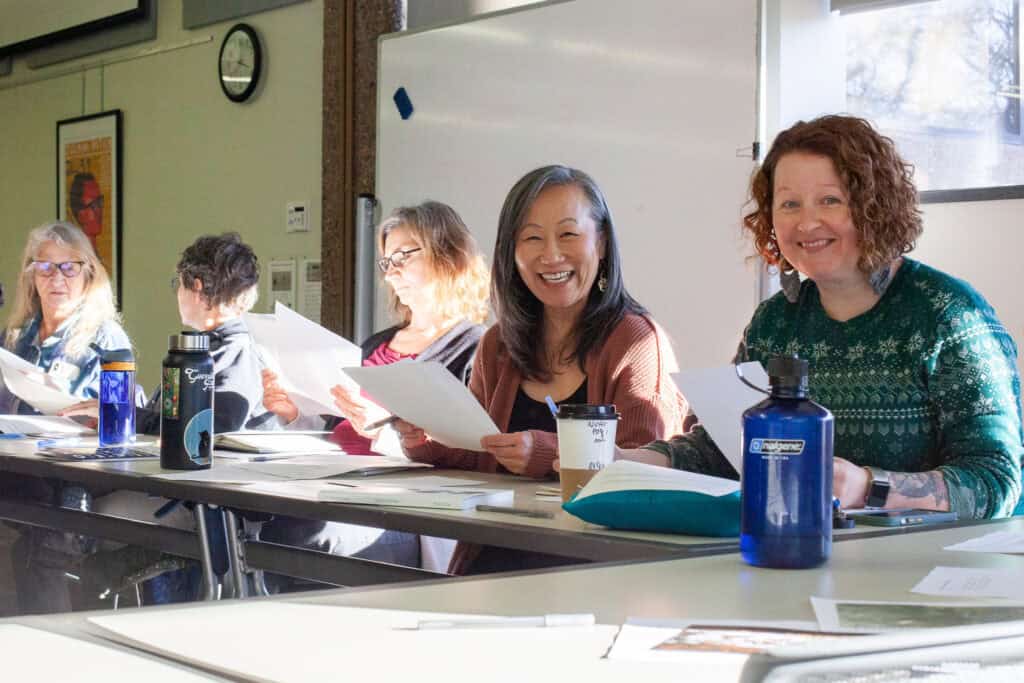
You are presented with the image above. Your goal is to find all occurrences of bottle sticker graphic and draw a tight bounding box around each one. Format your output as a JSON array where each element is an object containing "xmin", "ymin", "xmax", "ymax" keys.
[
  {"xmin": 184, "ymin": 408, "xmax": 213, "ymax": 463},
  {"xmin": 161, "ymin": 367, "xmax": 180, "ymax": 419}
]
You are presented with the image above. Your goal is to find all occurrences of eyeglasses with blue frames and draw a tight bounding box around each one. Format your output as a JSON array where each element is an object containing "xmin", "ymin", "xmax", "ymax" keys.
[
  {"xmin": 28, "ymin": 261, "xmax": 85, "ymax": 278},
  {"xmin": 376, "ymin": 247, "xmax": 422, "ymax": 273}
]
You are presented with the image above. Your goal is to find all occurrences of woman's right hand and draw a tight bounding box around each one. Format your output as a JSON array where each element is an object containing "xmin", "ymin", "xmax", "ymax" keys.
[
  {"xmin": 393, "ymin": 419, "xmax": 428, "ymax": 449},
  {"xmin": 261, "ymin": 369, "xmax": 298, "ymax": 423}
]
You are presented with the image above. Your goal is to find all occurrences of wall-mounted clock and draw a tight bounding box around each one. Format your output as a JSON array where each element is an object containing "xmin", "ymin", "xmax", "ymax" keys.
[{"xmin": 219, "ymin": 23, "xmax": 262, "ymax": 103}]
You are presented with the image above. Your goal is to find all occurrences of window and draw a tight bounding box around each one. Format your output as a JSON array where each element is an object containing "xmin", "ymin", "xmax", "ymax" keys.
[{"xmin": 844, "ymin": 0, "xmax": 1023, "ymax": 200}]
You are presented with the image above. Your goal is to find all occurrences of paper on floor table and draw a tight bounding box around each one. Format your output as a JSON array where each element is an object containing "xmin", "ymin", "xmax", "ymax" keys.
[
  {"xmin": 343, "ymin": 361, "xmax": 499, "ymax": 450},
  {"xmin": 911, "ymin": 566, "xmax": 1024, "ymax": 600},
  {"xmin": 574, "ymin": 460, "xmax": 740, "ymax": 501},
  {"xmin": 0, "ymin": 624, "xmax": 212, "ymax": 682},
  {"xmin": 0, "ymin": 414, "xmax": 95, "ymax": 435},
  {"xmin": 244, "ymin": 302, "xmax": 361, "ymax": 417},
  {"xmin": 0, "ymin": 346, "xmax": 78, "ymax": 415},
  {"xmin": 87, "ymin": 602, "xmax": 634, "ymax": 683},
  {"xmin": 672, "ymin": 361, "xmax": 769, "ymax": 475},
  {"xmin": 944, "ymin": 530, "xmax": 1024, "ymax": 554}
]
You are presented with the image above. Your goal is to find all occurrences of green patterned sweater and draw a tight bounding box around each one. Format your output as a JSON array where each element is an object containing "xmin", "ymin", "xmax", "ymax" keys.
[{"xmin": 648, "ymin": 258, "xmax": 1023, "ymax": 519}]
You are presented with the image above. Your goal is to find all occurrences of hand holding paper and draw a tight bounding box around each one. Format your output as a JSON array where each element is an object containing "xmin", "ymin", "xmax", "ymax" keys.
[
  {"xmin": 343, "ymin": 362, "xmax": 499, "ymax": 450},
  {"xmin": 0, "ymin": 346, "xmax": 78, "ymax": 415}
]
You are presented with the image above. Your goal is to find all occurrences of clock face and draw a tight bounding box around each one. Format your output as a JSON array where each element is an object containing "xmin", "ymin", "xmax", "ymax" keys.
[{"xmin": 219, "ymin": 25, "xmax": 261, "ymax": 102}]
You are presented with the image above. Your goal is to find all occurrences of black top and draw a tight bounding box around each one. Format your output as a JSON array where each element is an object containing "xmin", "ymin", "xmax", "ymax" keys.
[
  {"xmin": 507, "ymin": 380, "xmax": 588, "ymax": 434},
  {"xmin": 138, "ymin": 318, "xmax": 275, "ymax": 435}
]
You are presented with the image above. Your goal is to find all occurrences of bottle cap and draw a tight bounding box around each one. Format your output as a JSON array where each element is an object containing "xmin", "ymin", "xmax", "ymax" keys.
[
  {"xmin": 93, "ymin": 345, "xmax": 135, "ymax": 371},
  {"xmin": 767, "ymin": 355, "xmax": 809, "ymax": 393},
  {"xmin": 555, "ymin": 404, "xmax": 619, "ymax": 420},
  {"xmin": 169, "ymin": 331, "xmax": 210, "ymax": 352}
]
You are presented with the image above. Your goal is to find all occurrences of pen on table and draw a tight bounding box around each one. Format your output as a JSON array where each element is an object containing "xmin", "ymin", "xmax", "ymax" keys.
[
  {"xmin": 416, "ymin": 613, "xmax": 595, "ymax": 630},
  {"xmin": 475, "ymin": 504, "xmax": 554, "ymax": 519},
  {"xmin": 0, "ymin": 433, "xmax": 27, "ymax": 440},
  {"xmin": 365, "ymin": 415, "xmax": 400, "ymax": 431},
  {"xmin": 37, "ymin": 437, "xmax": 83, "ymax": 449}
]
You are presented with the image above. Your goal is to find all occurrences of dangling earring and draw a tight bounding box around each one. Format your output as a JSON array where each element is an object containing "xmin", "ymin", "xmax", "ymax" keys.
[
  {"xmin": 779, "ymin": 263, "xmax": 801, "ymax": 304},
  {"xmin": 597, "ymin": 260, "xmax": 608, "ymax": 293},
  {"xmin": 869, "ymin": 263, "xmax": 893, "ymax": 296}
]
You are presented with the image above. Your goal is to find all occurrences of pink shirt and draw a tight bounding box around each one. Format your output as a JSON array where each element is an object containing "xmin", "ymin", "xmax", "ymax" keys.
[{"xmin": 330, "ymin": 342, "xmax": 416, "ymax": 454}]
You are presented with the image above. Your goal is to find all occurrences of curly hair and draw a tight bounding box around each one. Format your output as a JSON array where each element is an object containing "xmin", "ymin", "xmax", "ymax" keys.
[
  {"xmin": 176, "ymin": 232, "xmax": 260, "ymax": 312},
  {"xmin": 743, "ymin": 115, "xmax": 923, "ymax": 275},
  {"xmin": 378, "ymin": 201, "xmax": 490, "ymax": 326}
]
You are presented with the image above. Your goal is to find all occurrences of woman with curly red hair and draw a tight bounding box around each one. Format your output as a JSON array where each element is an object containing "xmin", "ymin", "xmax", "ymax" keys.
[{"xmin": 623, "ymin": 114, "xmax": 1023, "ymax": 519}]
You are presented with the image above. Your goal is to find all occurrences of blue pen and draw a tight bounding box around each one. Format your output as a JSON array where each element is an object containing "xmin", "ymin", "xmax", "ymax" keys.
[
  {"xmin": 37, "ymin": 437, "xmax": 84, "ymax": 449},
  {"xmin": 544, "ymin": 395, "xmax": 559, "ymax": 418},
  {"xmin": 0, "ymin": 433, "xmax": 28, "ymax": 440}
]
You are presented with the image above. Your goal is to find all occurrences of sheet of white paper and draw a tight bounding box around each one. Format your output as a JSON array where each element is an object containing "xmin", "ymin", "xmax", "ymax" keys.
[
  {"xmin": 811, "ymin": 596, "xmax": 1024, "ymax": 632},
  {"xmin": 344, "ymin": 361, "xmax": 499, "ymax": 450},
  {"xmin": 233, "ymin": 453, "xmax": 429, "ymax": 479},
  {"xmin": 88, "ymin": 602, "xmax": 632, "ymax": 683},
  {"xmin": 244, "ymin": 302, "xmax": 362, "ymax": 417},
  {"xmin": 149, "ymin": 463, "xmax": 284, "ymax": 484},
  {"xmin": 944, "ymin": 530, "xmax": 1024, "ymax": 554},
  {"xmin": 672, "ymin": 362, "xmax": 769, "ymax": 475},
  {"xmin": 574, "ymin": 460, "xmax": 740, "ymax": 501},
  {"xmin": 0, "ymin": 414, "xmax": 95, "ymax": 435},
  {"xmin": 0, "ymin": 346, "xmax": 79, "ymax": 415},
  {"xmin": 360, "ymin": 475, "xmax": 485, "ymax": 488},
  {"xmin": 0, "ymin": 624, "xmax": 211, "ymax": 681},
  {"xmin": 911, "ymin": 566, "xmax": 1024, "ymax": 600}
]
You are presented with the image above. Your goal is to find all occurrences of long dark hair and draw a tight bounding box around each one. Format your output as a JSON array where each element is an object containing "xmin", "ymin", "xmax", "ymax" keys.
[{"xmin": 492, "ymin": 165, "xmax": 645, "ymax": 381}]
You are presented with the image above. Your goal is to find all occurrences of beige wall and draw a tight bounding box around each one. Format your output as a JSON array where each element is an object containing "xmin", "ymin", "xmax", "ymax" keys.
[{"xmin": 0, "ymin": 0, "xmax": 323, "ymax": 392}]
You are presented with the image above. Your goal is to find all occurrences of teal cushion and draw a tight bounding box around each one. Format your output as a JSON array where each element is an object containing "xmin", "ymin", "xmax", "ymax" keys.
[{"xmin": 562, "ymin": 488, "xmax": 741, "ymax": 537}]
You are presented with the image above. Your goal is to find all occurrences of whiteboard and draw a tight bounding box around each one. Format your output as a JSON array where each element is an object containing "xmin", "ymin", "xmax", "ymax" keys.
[{"xmin": 376, "ymin": 0, "xmax": 760, "ymax": 371}]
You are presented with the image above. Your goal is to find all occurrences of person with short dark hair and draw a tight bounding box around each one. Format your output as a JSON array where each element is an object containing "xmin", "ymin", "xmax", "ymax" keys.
[{"xmin": 623, "ymin": 115, "xmax": 1023, "ymax": 520}]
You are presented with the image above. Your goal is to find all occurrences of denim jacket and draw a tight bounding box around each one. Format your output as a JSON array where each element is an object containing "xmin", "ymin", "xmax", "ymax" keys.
[{"xmin": 0, "ymin": 313, "xmax": 133, "ymax": 415}]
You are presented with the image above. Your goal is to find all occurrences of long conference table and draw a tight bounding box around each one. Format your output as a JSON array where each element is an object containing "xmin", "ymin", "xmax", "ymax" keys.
[
  {"xmin": 0, "ymin": 438, "xmax": 992, "ymax": 593},
  {"xmin": 2, "ymin": 517, "xmax": 1023, "ymax": 681}
]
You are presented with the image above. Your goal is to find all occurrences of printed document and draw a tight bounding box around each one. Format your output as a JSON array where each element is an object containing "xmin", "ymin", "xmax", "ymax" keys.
[
  {"xmin": 910, "ymin": 566, "xmax": 1024, "ymax": 600},
  {"xmin": 811, "ymin": 596, "xmax": 1024, "ymax": 632},
  {"xmin": 944, "ymin": 530, "xmax": 1024, "ymax": 554},
  {"xmin": 344, "ymin": 361, "xmax": 499, "ymax": 450},
  {"xmin": 0, "ymin": 414, "xmax": 94, "ymax": 435},
  {"xmin": 0, "ymin": 346, "xmax": 78, "ymax": 415},
  {"xmin": 244, "ymin": 302, "xmax": 361, "ymax": 417},
  {"xmin": 318, "ymin": 482, "xmax": 514, "ymax": 510},
  {"xmin": 672, "ymin": 362, "xmax": 769, "ymax": 475}
]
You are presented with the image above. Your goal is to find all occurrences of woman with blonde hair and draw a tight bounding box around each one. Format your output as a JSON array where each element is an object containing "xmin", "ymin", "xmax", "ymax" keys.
[
  {"xmin": 262, "ymin": 200, "xmax": 490, "ymax": 454},
  {"xmin": 1, "ymin": 221, "xmax": 131, "ymax": 414}
]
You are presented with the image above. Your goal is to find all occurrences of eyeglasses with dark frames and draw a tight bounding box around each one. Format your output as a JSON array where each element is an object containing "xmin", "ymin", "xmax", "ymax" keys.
[
  {"xmin": 28, "ymin": 261, "xmax": 85, "ymax": 278},
  {"xmin": 376, "ymin": 247, "xmax": 422, "ymax": 273}
]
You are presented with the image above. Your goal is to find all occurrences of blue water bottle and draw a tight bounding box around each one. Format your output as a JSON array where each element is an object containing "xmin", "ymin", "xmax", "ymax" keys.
[
  {"xmin": 97, "ymin": 347, "xmax": 136, "ymax": 447},
  {"xmin": 740, "ymin": 355, "xmax": 833, "ymax": 569}
]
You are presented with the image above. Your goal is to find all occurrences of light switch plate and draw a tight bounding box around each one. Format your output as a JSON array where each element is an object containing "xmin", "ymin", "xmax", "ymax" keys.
[{"xmin": 286, "ymin": 202, "xmax": 309, "ymax": 232}]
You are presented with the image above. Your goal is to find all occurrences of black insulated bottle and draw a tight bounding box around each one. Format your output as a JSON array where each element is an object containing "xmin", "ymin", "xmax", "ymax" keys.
[{"xmin": 160, "ymin": 332, "xmax": 214, "ymax": 470}]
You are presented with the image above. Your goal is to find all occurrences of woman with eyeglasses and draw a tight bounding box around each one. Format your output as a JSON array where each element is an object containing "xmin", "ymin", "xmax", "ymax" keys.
[
  {"xmin": 261, "ymin": 201, "xmax": 490, "ymax": 455},
  {"xmin": 0, "ymin": 221, "xmax": 131, "ymax": 415}
]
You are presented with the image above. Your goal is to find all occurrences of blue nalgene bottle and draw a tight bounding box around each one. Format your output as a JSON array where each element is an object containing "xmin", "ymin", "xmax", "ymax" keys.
[
  {"xmin": 740, "ymin": 355, "xmax": 833, "ymax": 569},
  {"xmin": 97, "ymin": 347, "xmax": 136, "ymax": 447},
  {"xmin": 160, "ymin": 332, "xmax": 214, "ymax": 470}
]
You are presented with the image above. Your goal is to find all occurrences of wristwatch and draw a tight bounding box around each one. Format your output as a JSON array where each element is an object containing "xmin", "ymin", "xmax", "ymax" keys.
[{"xmin": 864, "ymin": 466, "xmax": 891, "ymax": 507}]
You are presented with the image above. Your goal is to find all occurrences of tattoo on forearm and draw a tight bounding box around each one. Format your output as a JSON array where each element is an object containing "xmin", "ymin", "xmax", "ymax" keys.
[{"xmin": 890, "ymin": 471, "xmax": 949, "ymax": 508}]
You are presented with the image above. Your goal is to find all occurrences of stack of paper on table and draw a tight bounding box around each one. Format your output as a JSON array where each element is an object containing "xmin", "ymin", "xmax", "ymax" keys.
[
  {"xmin": 151, "ymin": 453, "xmax": 430, "ymax": 482},
  {"xmin": 672, "ymin": 361, "xmax": 770, "ymax": 475},
  {"xmin": 317, "ymin": 481, "xmax": 514, "ymax": 510},
  {"xmin": 573, "ymin": 460, "xmax": 740, "ymax": 502},
  {"xmin": 343, "ymin": 361, "xmax": 499, "ymax": 450},
  {"xmin": 0, "ymin": 414, "xmax": 95, "ymax": 436},
  {"xmin": 0, "ymin": 346, "xmax": 78, "ymax": 415},
  {"xmin": 214, "ymin": 430, "xmax": 341, "ymax": 453},
  {"xmin": 244, "ymin": 302, "xmax": 362, "ymax": 417}
]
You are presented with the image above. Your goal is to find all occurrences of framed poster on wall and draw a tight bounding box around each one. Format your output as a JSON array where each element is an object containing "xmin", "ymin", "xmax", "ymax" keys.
[{"xmin": 56, "ymin": 109, "xmax": 123, "ymax": 305}]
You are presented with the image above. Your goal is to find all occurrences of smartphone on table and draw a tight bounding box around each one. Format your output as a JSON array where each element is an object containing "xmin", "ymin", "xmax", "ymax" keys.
[{"xmin": 848, "ymin": 509, "xmax": 958, "ymax": 527}]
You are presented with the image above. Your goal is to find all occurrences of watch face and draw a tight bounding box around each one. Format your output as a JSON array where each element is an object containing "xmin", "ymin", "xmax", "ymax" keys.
[{"xmin": 219, "ymin": 25, "xmax": 260, "ymax": 101}]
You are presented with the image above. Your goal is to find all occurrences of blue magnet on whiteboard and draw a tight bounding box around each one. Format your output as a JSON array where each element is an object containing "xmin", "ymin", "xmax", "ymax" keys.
[{"xmin": 393, "ymin": 87, "xmax": 414, "ymax": 120}]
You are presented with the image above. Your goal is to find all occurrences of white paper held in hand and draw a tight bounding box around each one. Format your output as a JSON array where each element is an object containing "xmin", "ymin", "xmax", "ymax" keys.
[
  {"xmin": 244, "ymin": 302, "xmax": 362, "ymax": 417},
  {"xmin": 343, "ymin": 361, "xmax": 499, "ymax": 450},
  {"xmin": 0, "ymin": 346, "xmax": 79, "ymax": 415},
  {"xmin": 671, "ymin": 362, "xmax": 770, "ymax": 476}
]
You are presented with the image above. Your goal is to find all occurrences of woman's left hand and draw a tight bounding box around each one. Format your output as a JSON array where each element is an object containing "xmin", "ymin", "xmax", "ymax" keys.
[
  {"xmin": 480, "ymin": 431, "xmax": 535, "ymax": 475},
  {"xmin": 833, "ymin": 457, "xmax": 870, "ymax": 508},
  {"xmin": 58, "ymin": 400, "xmax": 100, "ymax": 429}
]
